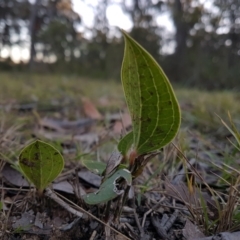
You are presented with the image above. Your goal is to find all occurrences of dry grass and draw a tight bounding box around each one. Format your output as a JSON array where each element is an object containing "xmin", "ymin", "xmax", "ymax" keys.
[{"xmin": 1, "ymin": 72, "xmax": 240, "ymax": 238}]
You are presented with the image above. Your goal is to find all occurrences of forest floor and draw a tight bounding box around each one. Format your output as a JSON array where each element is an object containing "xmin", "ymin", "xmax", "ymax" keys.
[{"xmin": 0, "ymin": 72, "xmax": 240, "ymax": 240}]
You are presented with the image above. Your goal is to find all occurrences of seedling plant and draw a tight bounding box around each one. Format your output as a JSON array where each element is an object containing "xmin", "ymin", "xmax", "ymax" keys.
[{"xmin": 18, "ymin": 31, "xmax": 181, "ymax": 218}]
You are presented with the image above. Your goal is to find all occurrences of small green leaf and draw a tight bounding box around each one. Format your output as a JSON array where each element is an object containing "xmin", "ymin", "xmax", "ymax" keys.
[
  {"xmin": 120, "ymin": 30, "xmax": 181, "ymax": 155},
  {"xmin": 83, "ymin": 169, "xmax": 132, "ymax": 205},
  {"xmin": 81, "ymin": 159, "xmax": 106, "ymax": 175},
  {"xmin": 118, "ymin": 131, "xmax": 133, "ymax": 156},
  {"xmin": 0, "ymin": 201, "xmax": 3, "ymax": 211},
  {"xmin": 19, "ymin": 140, "xmax": 64, "ymax": 193}
]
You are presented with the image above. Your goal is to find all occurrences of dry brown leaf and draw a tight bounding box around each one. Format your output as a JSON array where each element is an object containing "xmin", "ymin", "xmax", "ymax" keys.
[
  {"xmin": 2, "ymin": 164, "xmax": 30, "ymax": 187},
  {"xmin": 81, "ymin": 97, "xmax": 103, "ymax": 120},
  {"xmin": 113, "ymin": 112, "xmax": 132, "ymax": 134},
  {"xmin": 39, "ymin": 117, "xmax": 65, "ymax": 132},
  {"xmin": 38, "ymin": 117, "xmax": 93, "ymax": 133},
  {"xmin": 52, "ymin": 181, "xmax": 86, "ymax": 195},
  {"xmin": 78, "ymin": 170, "xmax": 101, "ymax": 188}
]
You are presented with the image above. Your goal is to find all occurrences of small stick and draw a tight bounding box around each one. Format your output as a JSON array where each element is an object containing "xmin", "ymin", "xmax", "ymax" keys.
[
  {"xmin": 45, "ymin": 188, "xmax": 130, "ymax": 240},
  {"xmin": 113, "ymin": 184, "xmax": 130, "ymax": 221},
  {"xmin": 142, "ymin": 209, "xmax": 152, "ymax": 227},
  {"xmin": 104, "ymin": 200, "xmax": 111, "ymax": 222},
  {"xmin": 142, "ymin": 196, "xmax": 165, "ymax": 227},
  {"xmin": 133, "ymin": 210, "xmax": 144, "ymax": 237},
  {"xmin": 151, "ymin": 214, "xmax": 170, "ymax": 240},
  {"xmin": 164, "ymin": 210, "xmax": 178, "ymax": 232},
  {"xmin": 89, "ymin": 230, "xmax": 97, "ymax": 240},
  {"xmin": 45, "ymin": 188, "xmax": 83, "ymax": 218}
]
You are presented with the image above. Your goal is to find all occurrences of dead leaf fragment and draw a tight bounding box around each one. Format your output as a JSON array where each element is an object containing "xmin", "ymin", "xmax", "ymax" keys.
[
  {"xmin": 78, "ymin": 170, "xmax": 101, "ymax": 188},
  {"xmin": 194, "ymin": 231, "xmax": 240, "ymax": 240},
  {"xmin": 82, "ymin": 97, "xmax": 103, "ymax": 120},
  {"xmin": 2, "ymin": 164, "xmax": 30, "ymax": 187},
  {"xmin": 182, "ymin": 219, "xmax": 205, "ymax": 240},
  {"xmin": 38, "ymin": 117, "xmax": 94, "ymax": 134},
  {"xmin": 104, "ymin": 151, "xmax": 123, "ymax": 177},
  {"xmin": 12, "ymin": 212, "xmax": 35, "ymax": 231},
  {"xmin": 113, "ymin": 112, "xmax": 132, "ymax": 134}
]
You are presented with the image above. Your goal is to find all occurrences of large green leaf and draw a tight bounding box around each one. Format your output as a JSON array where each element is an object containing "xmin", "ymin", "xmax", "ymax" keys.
[
  {"xmin": 83, "ymin": 168, "xmax": 132, "ymax": 205},
  {"xmin": 120, "ymin": 30, "xmax": 181, "ymax": 155},
  {"xmin": 19, "ymin": 140, "xmax": 64, "ymax": 193}
]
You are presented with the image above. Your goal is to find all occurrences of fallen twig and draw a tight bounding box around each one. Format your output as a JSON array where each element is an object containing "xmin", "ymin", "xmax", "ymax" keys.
[{"xmin": 45, "ymin": 187, "xmax": 131, "ymax": 240}]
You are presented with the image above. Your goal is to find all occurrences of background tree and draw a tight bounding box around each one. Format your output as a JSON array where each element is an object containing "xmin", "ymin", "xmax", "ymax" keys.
[
  {"xmin": 29, "ymin": 0, "xmax": 80, "ymax": 67},
  {"xmin": 0, "ymin": 0, "xmax": 240, "ymax": 89},
  {"xmin": 121, "ymin": 0, "xmax": 163, "ymax": 61},
  {"xmin": 162, "ymin": 0, "xmax": 240, "ymax": 89},
  {"xmin": 0, "ymin": 0, "xmax": 30, "ymax": 62}
]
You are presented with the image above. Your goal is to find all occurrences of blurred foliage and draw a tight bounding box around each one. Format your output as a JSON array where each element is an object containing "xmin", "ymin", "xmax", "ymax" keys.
[
  {"xmin": 0, "ymin": 0, "xmax": 30, "ymax": 46},
  {"xmin": 37, "ymin": 19, "xmax": 78, "ymax": 61},
  {"xmin": 0, "ymin": 0, "xmax": 240, "ymax": 89}
]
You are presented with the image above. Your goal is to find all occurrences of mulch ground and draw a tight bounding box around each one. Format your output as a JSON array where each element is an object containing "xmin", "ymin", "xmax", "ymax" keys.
[{"xmin": 1, "ymin": 96, "xmax": 240, "ymax": 240}]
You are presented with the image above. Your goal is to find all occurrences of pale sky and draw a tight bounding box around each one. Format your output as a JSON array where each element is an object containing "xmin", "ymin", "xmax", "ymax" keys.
[
  {"xmin": 72, "ymin": 0, "xmax": 174, "ymax": 35},
  {"xmin": 1, "ymin": 0, "xmax": 174, "ymax": 62},
  {"xmin": 72, "ymin": 0, "xmax": 133, "ymax": 30},
  {"xmin": 1, "ymin": 0, "xmax": 218, "ymax": 63}
]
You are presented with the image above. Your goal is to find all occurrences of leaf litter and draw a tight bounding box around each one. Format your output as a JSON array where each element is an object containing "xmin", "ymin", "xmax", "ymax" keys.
[
  {"xmin": 1, "ymin": 80, "xmax": 240, "ymax": 239},
  {"xmin": 1, "ymin": 89, "xmax": 239, "ymax": 240}
]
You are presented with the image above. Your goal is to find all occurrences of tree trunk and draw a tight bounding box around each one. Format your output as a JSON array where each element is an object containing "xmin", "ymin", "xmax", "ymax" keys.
[
  {"xmin": 29, "ymin": 0, "xmax": 41, "ymax": 70},
  {"xmin": 173, "ymin": 0, "xmax": 188, "ymax": 60}
]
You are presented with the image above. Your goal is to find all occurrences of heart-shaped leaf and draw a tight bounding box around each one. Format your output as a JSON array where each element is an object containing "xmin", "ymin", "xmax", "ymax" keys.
[
  {"xmin": 19, "ymin": 140, "xmax": 64, "ymax": 194},
  {"xmin": 119, "ymin": 30, "xmax": 181, "ymax": 155},
  {"xmin": 83, "ymin": 168, "xmax": 132, "ymax": 205}
]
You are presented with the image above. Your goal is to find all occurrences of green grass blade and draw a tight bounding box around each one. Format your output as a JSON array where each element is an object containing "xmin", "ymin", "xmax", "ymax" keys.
[
  {"xmin": 121, "ymin": 30, "xmax": 181, "ymax": 155},
  {"xmin": 219, "ymin": 114, "xmax": 240, "ymax": 148}
]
